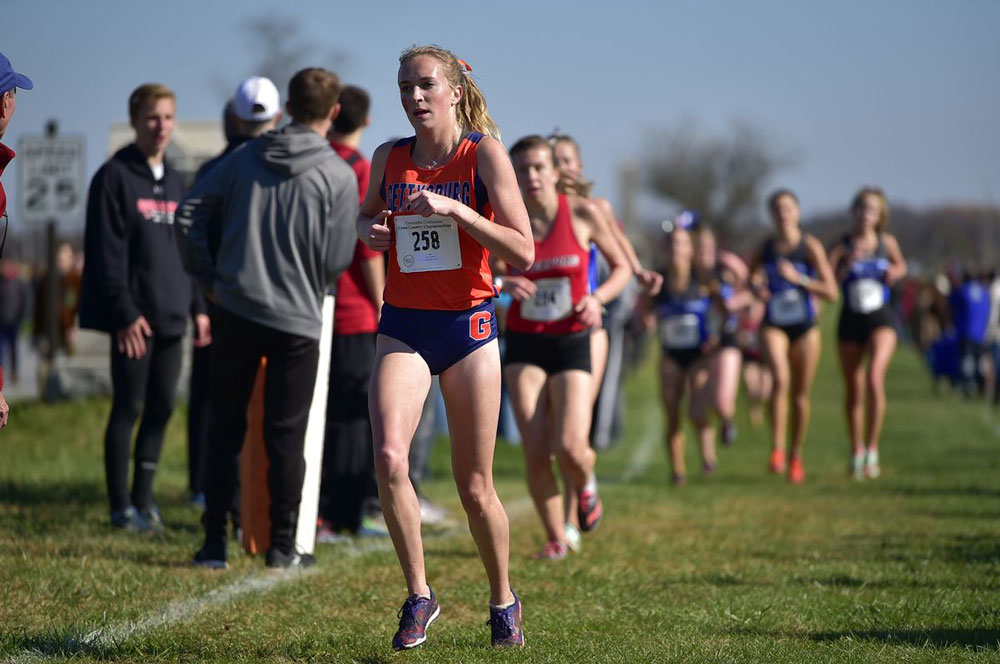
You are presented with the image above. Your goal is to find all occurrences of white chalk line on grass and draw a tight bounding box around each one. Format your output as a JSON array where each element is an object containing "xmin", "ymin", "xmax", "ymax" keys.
[
  {"xmin": 9, "ymin": 568, "xmax": 318, "ymax": 663},
  {"xmin": 9, "ymin": 496, "xmax": 535, "ymax": 663},
  {"xmin": 619, "ymin": 406, "xmax": 662, "ymax": 483}
]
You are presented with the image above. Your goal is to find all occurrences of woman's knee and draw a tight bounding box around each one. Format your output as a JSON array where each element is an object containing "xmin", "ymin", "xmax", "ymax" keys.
[
  {"xmin": 374, "ymin": 443, "xmax": 410, "ymax": 483},
  {"xmin": 866, "ymin": 372, "xmax": 886, "ymax": 402},
  {"xmin": 456, "ymin": 473, "xmax": 494, "ymax": 515},
  {"xmin": 772, "ymin": 371, "xmax": 790, "ymax": 395},
  {"xmin": 793, "ymin": 392, "xmax": 811, "ymax": 413}
]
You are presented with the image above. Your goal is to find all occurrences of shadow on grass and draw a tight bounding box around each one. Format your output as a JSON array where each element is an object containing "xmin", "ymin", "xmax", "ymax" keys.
[
  {"xmin": 734, "ymin": 626, "xmax": 1000, "ymax": 651},
  {"xmin": 942, "ymin": 535, "xmax": 1000, "ymax": 564},
  {"xmin": 4, "ymin": 631, "xmax": 399, "ymax": 663},
  {"xmin": 811, "ymin": 628, "xmax": 1000, "ymax": 650},
  {"xmin": 920, "ymin": 508, "xmax": 1000, "ymax": 520},
  {"xmin": 886, "ymin": 484, "xmax": 1000, "ymax": 499},
  {"xmin": 0, "ymin": 479, "xmax": 105, "ymax": 507}
]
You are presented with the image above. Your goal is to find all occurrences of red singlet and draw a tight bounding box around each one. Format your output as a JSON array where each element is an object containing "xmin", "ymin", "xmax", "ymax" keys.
[
  {"xmin": 506, "ymin": 194, "xmax": 590, "ymax": 335},
  {"xmin": 379, "ymin": 133, "xmax": 495, "ymax": 311}
]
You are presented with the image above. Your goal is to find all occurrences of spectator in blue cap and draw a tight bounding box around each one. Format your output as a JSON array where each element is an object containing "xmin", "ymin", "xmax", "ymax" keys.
[{"xmin": 0, "ymin": 51, "xmax": 33, "ymax": 430}]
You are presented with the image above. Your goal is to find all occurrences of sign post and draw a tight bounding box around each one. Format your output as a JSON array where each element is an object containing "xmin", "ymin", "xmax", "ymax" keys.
[{"xmin": 17, "ymin": 122, "xmax": 86, "ymax": 364}]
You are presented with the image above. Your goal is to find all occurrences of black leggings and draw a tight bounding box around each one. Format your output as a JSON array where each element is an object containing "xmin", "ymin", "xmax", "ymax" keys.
[
  {"xmin": 319, "ymin": 332, "xmax": 378, "ymax": 531},
  {"xmin": 203, "ymin": 307, "xmax": 319, "ymax": 553},
  {"xmin": 105, "ymin": 335, "xmax": 183, "ymax": 513}
]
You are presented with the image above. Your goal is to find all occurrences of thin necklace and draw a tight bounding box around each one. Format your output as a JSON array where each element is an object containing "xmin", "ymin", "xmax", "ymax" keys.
[{"xmin": 418, "ymin": 128, "xmax": 462, "ymax": 167}]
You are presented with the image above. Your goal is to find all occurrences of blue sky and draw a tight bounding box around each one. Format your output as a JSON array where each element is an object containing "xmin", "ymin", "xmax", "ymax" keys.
[{"xmin": 3, "ymin": 0, "xmax": 999, "ymax": 229}]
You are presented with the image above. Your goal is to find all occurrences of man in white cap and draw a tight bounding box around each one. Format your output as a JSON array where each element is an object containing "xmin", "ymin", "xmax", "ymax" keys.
[
  {"xmin": 177, "ymin": 68, "xmax": 357, "ymax": 569},
  {"xmin": 0, "ymin": 51, "xmax": 33, "ymax": 430},
  {"xmin": 196, "ymin": 76, "xmax": 282, "ymax": 181},
  {"xmin": 185, "ymin": 76, "xmax": 284, "ymax": 517}
]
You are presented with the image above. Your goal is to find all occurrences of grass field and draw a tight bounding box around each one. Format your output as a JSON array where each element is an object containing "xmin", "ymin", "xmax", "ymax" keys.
[{"xmin": 2, "ymin": 317, "xmax": 999, "ymax": 663}]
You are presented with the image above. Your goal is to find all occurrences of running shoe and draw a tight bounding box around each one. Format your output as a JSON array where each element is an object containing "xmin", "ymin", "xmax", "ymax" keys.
[
  {"xmin": 358, "ymin": 513, "xmax": 391, "ymax": 538},
  {"xmin": 703, "ymin": 460, "xmax": 717, "ymax": 475},
  {"xmin": 265, "ymin": 547, "xmax": 316, "ymax": 569},
  {"xmin": 722, "ymin": 421, "xmax": 737, "ymax": 446},
  {"xmin": 849, "ymin": 450, "xmax": 865, "ymax": 481},
  {"xmin": 563, "ymin": 523, "xmax": 582, "ymax": 552},
  {"xmin": 316, "ymin": 519, "xmax": 350, "ymax": 544},
  {"xmin": 418, "ymin": 496, "xmax": 450, "ymax": 526},
  {"xmin": 487, "ymin": 591, "xmax": 524, "ymax": 648},
  {"xmin": 788, "ymin": 455, "xmax": 805, "ymax": 484},
  {"xmin": 192, "ymin": 538, "xmax": 228, "ymax": 569},
  {"xmin": 533, "ymin": 540, "xmax": 568, "ymax": 560},
  {"xmin": 577, "ymin": 486, "xmax": 603, "ymax": 533},
  {"xmin": 137, "ymin": 505, "xmax": 165, "ymax": 535},
  {"xmin": 110, "ymin": 506, "xmax": 144, "ymax": 532},
  {"xmin": 392, "ymin": 588, "xmax": 441, "ymax": 650},
  {"xmin": 769, "ymin": 448, "xmax": 787, "ymax": 474},
  {"xmin": 671, "ymin": 472, "xmax": 687, "ymax": 486},
  {"xmin": 864, "ymin": 449, "xmax": 881, "ymax": 479}
]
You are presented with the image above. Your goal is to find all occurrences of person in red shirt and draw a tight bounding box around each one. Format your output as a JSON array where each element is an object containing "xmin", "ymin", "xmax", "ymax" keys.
[
  {"xmin": 356, "ymin": 45, "xmax": 533, "ymax": 650},
  {"xmin": 501, "ymin": 135, "xmax": 630, "ymax": 559},
  {"xmin": 0, "ymin": 51, "xmax": 33, "ymax": 429},
  {"xmin": 318, "ymin": 85, "xmax": 386, "ymax": 538}
]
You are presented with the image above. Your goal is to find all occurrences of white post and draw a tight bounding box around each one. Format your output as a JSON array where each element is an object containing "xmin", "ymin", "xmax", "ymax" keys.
[{"xmin": 294, "ymin": 294, "xmax": 334, "ymax": 555}]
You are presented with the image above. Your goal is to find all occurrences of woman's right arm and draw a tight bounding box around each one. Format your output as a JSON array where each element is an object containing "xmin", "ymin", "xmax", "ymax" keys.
[{"xmin": 357, "ymin": 141, "xmax": 395, "ymax": 251}]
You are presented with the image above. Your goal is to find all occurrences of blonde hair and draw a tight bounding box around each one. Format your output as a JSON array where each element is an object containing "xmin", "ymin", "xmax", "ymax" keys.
[
  {"xmin": 400, "ymin": 45, "xmax": 500, "ymax": 141},
  {"xmin": 550, "ymin": 134, "xmax": 594, "ymax": 197},
  {"xmin": 128, "ymin": 83, "xmax": 175, "ymax": 120},
  {"xmin": 851, "ymin": 186, "xmax": 890, "ymax": 232}
]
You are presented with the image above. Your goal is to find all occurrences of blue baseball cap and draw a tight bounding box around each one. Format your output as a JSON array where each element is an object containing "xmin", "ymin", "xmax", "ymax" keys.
[{"xmin": 0, "ymin": 52, "xmax": 33, "ymax": 94}]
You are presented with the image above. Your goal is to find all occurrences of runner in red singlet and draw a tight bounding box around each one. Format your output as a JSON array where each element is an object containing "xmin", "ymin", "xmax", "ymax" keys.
[{"xmin": 501, "ymin": 135, "xmax": 630, "ymax": 559}]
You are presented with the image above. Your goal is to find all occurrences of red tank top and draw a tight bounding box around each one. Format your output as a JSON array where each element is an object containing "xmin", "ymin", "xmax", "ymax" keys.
[
  {"xmin": 380, "ymin": 133, "xmax": 495, "ymax": 311},
  {"xmin": 506, "ymin": 194, "xmax": 590, "ymax": 335}
]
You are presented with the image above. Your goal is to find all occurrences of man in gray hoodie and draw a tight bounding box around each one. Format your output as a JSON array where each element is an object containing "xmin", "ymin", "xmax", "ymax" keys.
[{"xmin": 176, "ymin": 67, "xmax": 358, "ymax": 569}]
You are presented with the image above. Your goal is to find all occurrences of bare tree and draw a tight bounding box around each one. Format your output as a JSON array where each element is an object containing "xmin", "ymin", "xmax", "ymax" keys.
[
  {"xmin": 643, "ymin": 120, "xmax": 796, "ymax": 247},
  {"xmin": 212, "ymin": 15, "xmax": 349, "ymax": 102}
]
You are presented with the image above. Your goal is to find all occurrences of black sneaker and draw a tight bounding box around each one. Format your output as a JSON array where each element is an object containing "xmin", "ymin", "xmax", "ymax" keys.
[
  {"xmin": 577, "ymin": 486, "xmax": 603, "ymax": 533},
  {"xmin": 265, "ymin": 547, "xmax": 316, "ymax": 569},
  {"xmin": 137, "ymin": 505, "xmax": 165, "ymax": 535},
  {"xmin": 193, "ymin": 539, "xmax": 228, "ymax": 569},
  {"xmin": 110, "ymin": 506, "xmax": 144, "ymax": 532}
]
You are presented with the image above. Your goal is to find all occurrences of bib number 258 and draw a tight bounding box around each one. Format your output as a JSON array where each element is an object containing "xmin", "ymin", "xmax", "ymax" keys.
[{"xmin": 412, "ymin": 230, "xmax": 441, "ymax": 252}]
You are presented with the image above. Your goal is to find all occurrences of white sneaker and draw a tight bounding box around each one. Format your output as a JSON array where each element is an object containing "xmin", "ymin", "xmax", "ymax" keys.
[
  {"xmin": 850, "ymin": 450, "xmax": 866, "ymax": 481},
  {"xmin": 864, "ymin": 449, "xmax": 881, "ymax": 479},
  {"xmin": 418, "ymin": 496, "xmax": 449, "ymax": 526},
  {"xmin": 563, "ymin": 523, "xmax": 582, "ymax": 553}
]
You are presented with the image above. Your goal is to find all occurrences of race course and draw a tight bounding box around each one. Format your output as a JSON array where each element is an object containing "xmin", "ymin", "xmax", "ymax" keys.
[{"xmin": 2, "ymin": 317, "xmax": 998, "ymax": 663}]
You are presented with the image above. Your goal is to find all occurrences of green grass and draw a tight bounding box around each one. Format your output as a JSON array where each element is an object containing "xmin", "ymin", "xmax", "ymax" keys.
[{"xmin": 2, "ymin": 316, "xmax": 999, "ymax": 663}]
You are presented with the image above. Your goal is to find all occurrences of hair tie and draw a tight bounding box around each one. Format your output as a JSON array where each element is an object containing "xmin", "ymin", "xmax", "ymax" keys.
[
  {"xmin": 676, "ymin": 210, "xmax": 700, "ymax": 230},
  {"xmin": 457, "ymin": 58, "xmax": 473, "ymax": 73}
]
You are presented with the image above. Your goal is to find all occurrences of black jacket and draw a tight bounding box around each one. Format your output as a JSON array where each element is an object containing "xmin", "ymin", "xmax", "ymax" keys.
[{"xmin": 79, "ymin": 144, "xmax": 203, "ymax": 337}]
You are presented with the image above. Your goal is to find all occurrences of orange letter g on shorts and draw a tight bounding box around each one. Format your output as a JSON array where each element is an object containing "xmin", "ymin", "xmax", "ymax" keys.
[{"xmin": 469, "ymin": 311, "xmax": 492, "ymax": 341}]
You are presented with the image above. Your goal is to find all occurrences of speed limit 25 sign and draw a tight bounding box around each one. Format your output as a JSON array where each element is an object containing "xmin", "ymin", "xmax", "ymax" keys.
[{"xmin": 17, "ymin": 135, "xmax": 86, "ymax": 225}]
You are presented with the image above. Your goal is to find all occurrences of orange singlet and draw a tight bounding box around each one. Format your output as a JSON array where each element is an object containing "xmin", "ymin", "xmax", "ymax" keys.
[{"xmin": 380, "ymin": 133, "xmax": 496, "ymax": 311}]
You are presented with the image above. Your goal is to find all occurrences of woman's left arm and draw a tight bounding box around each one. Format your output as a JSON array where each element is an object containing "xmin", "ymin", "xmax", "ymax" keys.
[
  {"xmin": 802, "ymin": 234, "xmax": 839, "ymax": 302},
  {"xmin": 883, "ymin": 233, "xmax": 908, "ymax": 285},
  {"xmin": 405, "ymin": 137, "xmax": 533, "ymax": 271}
]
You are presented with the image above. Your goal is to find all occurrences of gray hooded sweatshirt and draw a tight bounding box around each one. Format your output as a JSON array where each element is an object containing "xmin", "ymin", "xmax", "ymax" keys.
[{"xmin": 175, "ymin": 124, "xmax": 359, "ymax": 340}]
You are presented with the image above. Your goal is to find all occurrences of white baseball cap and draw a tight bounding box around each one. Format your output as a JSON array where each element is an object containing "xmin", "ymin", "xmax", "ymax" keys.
[{"xmin": 233, "ymin": 76, "xmax": 280, "ymax": 121}]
